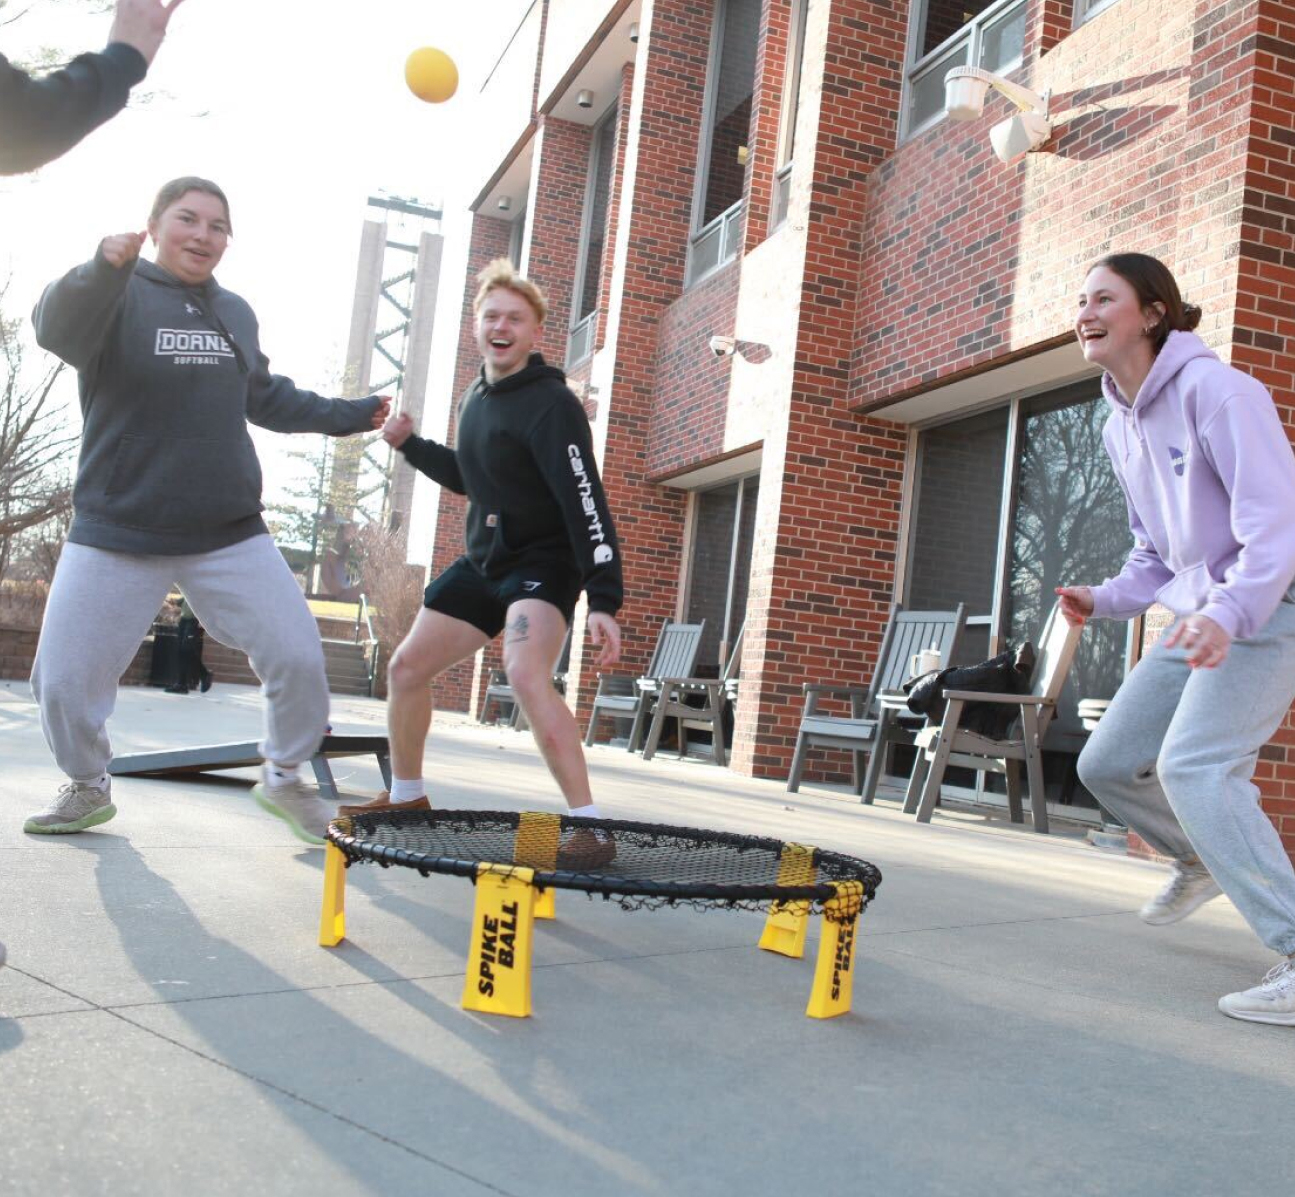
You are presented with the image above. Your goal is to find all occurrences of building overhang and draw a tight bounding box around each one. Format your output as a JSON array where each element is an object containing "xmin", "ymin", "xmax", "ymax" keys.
[
  {"xmin": 852, "ymin": 336, "xmax": 1097, "ymax": 425},
  {"xmin": 652, "ymin": 444, "xmax": 763, "ymax": 490}
]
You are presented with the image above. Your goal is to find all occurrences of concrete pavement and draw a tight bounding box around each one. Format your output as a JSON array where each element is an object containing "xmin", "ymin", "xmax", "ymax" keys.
[{"xmin": 1, "ymin": 678, "xmax": 1292, "ymax": 1197}]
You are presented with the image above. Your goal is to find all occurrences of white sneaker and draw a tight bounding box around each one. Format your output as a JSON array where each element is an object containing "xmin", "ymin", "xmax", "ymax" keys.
[
  {"xmin": 25, "ymin": 779, "xmax": 117, "ymax": 834},
  {"xmin": 251, "ymin": 780, "xmax": 331, "ymax": 846},
  {"xmin": 1218, "ymin": 959, "xmax": 1295, "ymax": 1025},
  {"xmin": 1139, "ymin": 861, "xmax": 1222, "ymax": 925}
]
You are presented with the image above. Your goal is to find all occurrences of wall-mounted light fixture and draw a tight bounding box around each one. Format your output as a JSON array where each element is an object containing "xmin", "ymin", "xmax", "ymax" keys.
[
  {"xmin": 629, "ymin": 21, "xmax": 639, "ymax": 42},
  {"xmin": 577, "ymin": 88, "xmax": 594, "ymax": 109},
  {"xmin": 497, "ymin": 196, "xmax": 512, "ymax": 211},
  {"xmin": 944, "ymin": 66, "xmax": 1052, "ymax": 166}
]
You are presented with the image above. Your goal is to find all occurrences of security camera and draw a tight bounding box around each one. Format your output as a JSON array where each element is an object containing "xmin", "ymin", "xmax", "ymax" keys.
[
  {"xmin": 708, "ymin": 334, "xmax": 737, "ymax": 358},
  {"xmin": 944, "ymin": 65, "xmax": 1049, "ymax": 122}
]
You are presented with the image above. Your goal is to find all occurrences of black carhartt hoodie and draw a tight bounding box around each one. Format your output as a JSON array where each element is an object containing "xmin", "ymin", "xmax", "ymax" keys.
[{"xmin": 399, "ymin": 353, "xmax": 623, "ymax": 616}]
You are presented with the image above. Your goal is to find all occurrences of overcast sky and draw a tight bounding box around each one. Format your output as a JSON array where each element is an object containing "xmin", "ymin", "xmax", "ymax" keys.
[{"xmin": 1, "ymin": 0, "xmax": 505, "ymax": 554}]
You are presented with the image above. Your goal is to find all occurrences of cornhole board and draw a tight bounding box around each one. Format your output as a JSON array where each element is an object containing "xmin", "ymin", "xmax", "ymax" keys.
[{"xmin": 108, "ymin": 735, "xmax": 392, "ymax": 801}]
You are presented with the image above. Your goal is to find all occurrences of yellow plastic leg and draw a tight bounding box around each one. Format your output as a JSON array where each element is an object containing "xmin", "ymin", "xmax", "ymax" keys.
[
  {"xmin": 759, "ymin": 842, "xmax": 814, "ymax": 958},
  {"xmin": 515, "ymin": 812, "xmax": 560, "ymax": 920},
  {"xmin": 760, "ymin": 901, "xmax": 809, "ymax": 957},
  {"xmin": 462, "ymin": 865, "xmax": 538, "ymax": 1018},
  {"xmin": 806, "ymin": 881, "xmax": 865, "ymax": 1020},
  {"xmin": 318, "ymin": 842, "xmax": 347, "ymax": 947}
]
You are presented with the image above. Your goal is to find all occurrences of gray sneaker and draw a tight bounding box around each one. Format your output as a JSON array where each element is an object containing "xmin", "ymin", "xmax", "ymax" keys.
[
  {"xmin": 1139, "ymin": 861, "xmax": 1222, "ymax": 925},
  {"xmin": 1218, "ymin": 959, "xmax": 1295, "ymax": 1025},
  {"xmin": 25, "ymin": 780, "xmax": 117, "ymax": 834},
  {"xmin": 251, "ymin": 781, "xmax": 331, "ymax": 846}
]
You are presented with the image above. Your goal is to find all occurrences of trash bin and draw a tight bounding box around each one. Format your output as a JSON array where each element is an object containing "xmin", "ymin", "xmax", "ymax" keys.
[{"xmin": 149, "ymin": 624, "xmax": 180, "ymax": 688}]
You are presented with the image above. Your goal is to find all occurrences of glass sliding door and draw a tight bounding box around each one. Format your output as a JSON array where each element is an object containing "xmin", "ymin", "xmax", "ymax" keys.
[
  {"xmin": 1004, "ymin": 383, "xmax": 1131, "ymax": 754},
  {"xmin": 905, "ymin": 406, "xmax": 1009, "ymax": 665},
  {"xmin": 685, "ymin": 476, "xmax": 759, "ymax": 672},
  {"xmin": 905, "ymin": 379, "xmax": 1128, "ymax": 816}
]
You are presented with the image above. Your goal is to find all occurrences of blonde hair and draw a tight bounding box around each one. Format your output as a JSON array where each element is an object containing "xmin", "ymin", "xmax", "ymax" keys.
[{"xmin": 473, "ymin": 258, "xmax": 547, "ymax": 323}]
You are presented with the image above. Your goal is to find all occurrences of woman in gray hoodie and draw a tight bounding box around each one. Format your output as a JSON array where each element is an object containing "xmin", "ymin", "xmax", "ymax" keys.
[
  {"xmin": 26, "ymin": 176, "xmax": 389, "ymax": 845},
  {"xmin": 1060, "ymin": 252, "xmax": 1295, "ymax": 1025}
]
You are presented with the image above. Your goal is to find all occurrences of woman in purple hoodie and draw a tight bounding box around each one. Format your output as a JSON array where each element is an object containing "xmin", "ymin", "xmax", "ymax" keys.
[{"xmin": 1058, "ymin": 252, "xmax": 1295, "ymax": 1026}]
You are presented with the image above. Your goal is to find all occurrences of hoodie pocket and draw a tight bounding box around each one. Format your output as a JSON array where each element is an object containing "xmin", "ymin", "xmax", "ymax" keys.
[
  {"xmin": 102, "ymin": 435, "xmax": 263, "ymax": 530},
  {"xmin": 1154, "ymin": 561, "xmax": 1213, "ymax": 616}
]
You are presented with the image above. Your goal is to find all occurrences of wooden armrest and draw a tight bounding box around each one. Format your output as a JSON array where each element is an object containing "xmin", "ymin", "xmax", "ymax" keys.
[
  {"xmin": 802, "ymin": 683, "xmax": 870, "ymax": 698},
  {"xmin": 940, "ymin": 690, "xmax": 1052, "ymax": 705}
]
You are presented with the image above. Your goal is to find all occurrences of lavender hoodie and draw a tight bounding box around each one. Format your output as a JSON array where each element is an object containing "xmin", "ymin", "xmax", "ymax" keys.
[{"xmin": 1089, "ymin": 330, "xmax": 1295, "ymax": 640}]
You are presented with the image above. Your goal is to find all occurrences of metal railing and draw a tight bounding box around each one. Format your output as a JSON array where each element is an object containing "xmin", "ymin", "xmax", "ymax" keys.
[
  {"xmin": 354, "ymin": 593, "xmax": 380, "ymax": 697},
  {"xmin": 686, "ymin": 200, "xmax": 744, "ymax": 288}
]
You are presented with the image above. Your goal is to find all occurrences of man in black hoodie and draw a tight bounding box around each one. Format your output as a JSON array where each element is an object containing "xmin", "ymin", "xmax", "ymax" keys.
[
  {"xmin": 345, "ymin": 260, "xmax": 624, "ymax": 861},
  {"xmin": 1, "ymin": 0, "xmax": 184, "ymax": 175}
]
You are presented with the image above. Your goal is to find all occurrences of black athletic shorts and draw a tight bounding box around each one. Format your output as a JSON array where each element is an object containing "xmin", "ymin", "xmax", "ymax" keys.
[{"xmin": 422, "ymin": 556, "xmax": 581, "ymax": 637}]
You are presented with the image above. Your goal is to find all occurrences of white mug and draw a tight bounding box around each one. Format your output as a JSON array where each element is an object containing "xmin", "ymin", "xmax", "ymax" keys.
[{"xmin": 910, "ymin": 648, "xmax": 941, "ymax": 677}]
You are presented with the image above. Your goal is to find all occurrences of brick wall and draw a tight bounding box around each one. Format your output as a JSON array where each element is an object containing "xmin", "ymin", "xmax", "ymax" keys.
[
  {"xmin": 731, "ymin": 0, "xmax": 910, "ymax": 778},
  {"xmin": 577, "ymin": 0, "xmax": 715, "ymax": 719},
  {"xmin": 1229, "ymin": 0, "xmax": 1295, "ymax": 857}
]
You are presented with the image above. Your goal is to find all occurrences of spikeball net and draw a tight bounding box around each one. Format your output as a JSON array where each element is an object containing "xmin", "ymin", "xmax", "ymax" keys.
[{"xmin": 320, "ymin": 809, "xmax": 883, "ymax": 1021}]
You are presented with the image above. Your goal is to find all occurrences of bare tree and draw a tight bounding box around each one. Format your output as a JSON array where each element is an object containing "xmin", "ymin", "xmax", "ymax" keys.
[{"xmin": 0, "ymin": 282, "xmax": 76, "ymax": 580}]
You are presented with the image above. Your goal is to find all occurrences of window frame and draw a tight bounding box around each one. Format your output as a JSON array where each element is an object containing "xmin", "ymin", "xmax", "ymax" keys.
[
  {"xmin": 1074, "ymin": 0, "xmax": 1123, "ymax": 26},
  {"xmin": 567, "ymin": 100, "xmax": 619, "ymax": 367},
  {"xmin": 900, "ymin": 0, "xmax": 1028, "ymax": 142},
  {"xmin": 685, "ymin": 0, "xmax": 759, "ymax": 287}
]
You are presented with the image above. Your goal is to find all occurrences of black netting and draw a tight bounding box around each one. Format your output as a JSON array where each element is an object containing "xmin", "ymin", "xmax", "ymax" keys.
[{"xmin": 327, "ymin": 810, "xmax": 882, "ymax": 921}]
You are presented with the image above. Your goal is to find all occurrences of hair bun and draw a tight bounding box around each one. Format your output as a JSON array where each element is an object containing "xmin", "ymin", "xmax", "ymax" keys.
[{"xmin": 1180, "ymin": 302, "xmax": 1203, "ymax": 331}]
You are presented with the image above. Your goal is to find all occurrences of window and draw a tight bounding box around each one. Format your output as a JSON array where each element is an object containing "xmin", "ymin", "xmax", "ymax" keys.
[
  {"xmin": 1074, "ymin": 0, "xmax": 1122, "ymax": 25},
  {"xmin": 508, "ymin": 204, "xmax": 528, "ymax": 268},
  {"xmin": 687, "ymin": 0, "xmax": 761, "ymax": 285},
  {"xmin": 904, "ymin": 382, "xmax": 1132, "ymax": 818},
  {"xmin": 568, "ymin": 104, "xmax": 618, "ymax": 367},
  {"xmin": 772, "ymin": 0, "xmax": 809, "ymax": 230},
  {"xmin": 902, "ymin": 0, "xmax": 1027, "ymax": 139},
  {"xmin": 685, "ymin": 475, "xmax": 759, "ymax": 672}
]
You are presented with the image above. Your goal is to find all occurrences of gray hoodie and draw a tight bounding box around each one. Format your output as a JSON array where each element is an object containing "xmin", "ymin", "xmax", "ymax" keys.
[{"xmin": 33, "ymin": 251, "xmax": 381, "ymax": 555}]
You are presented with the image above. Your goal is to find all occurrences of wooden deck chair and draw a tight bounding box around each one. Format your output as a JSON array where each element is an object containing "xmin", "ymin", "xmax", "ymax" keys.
[
  {"xmin": 786, "ymin": 604, "xmax": 968, "ymax": 801},
  {"xmin": 584, "ymin": 618, "xmax": 706, "ymax": 752},
  {"xmin": 641, "ymin": 622, "xmax": 746, "ymax": 767},
  {"xmin": 478, "ymin": 627, "xmax": 572, "ymax": 730},
  {"xmin": 904, "ymin": 601, "xmax": 1082, "ymax": 834}
]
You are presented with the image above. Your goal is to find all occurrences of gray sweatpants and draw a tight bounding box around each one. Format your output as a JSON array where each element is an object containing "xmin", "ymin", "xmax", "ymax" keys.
[
  {"xmin": 1078, "ymin": 596, "xmax": 1295, "ymax": 955},
  {"xmin": 31, "ymin": 535, "xmax": 329, "ymax": 781}
]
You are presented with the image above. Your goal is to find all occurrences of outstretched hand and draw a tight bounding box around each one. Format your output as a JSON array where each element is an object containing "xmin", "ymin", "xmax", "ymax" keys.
[
  {"xmin": 108, "ymin": 0, "xmax": 186, "ymax": 67},
  {"xmin": 1164, "ymin": 613, "xmax": 1230, "ymax": 669},
  {"xmin": 369, "ymin": 396, "xmax": 392, "ymax": 429},
  {"xmin": 1055, "ymin": 585, "xmax": 1094, "ymax": 629},
  {"xmin": 382, "ymin": 411, "xmax": 414, "ymax": 448},
  {"xmin": 100, "ymin": 231, "xmax": 146, "ymax": 268},
  {"xmin": 587, "ymin": 612, "xmax": 621, "ymax": 667}
]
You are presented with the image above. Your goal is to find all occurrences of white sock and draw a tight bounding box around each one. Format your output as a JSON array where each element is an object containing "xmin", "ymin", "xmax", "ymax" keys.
[
  {"xmin": 389, "ymin": 777, "xmax": 427, "ymax": 804},
  {"xmin": 264, "ymin": 763, "xmax": 300, "ymax": 790},
  {"xmin": 569, "ymin": 803, "xmax": 601, "ymax": 820}
]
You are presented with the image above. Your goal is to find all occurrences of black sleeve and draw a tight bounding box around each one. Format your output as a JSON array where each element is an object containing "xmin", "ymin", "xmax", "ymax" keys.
[
  {"xmin": 528, "ymin": 393, "xmax": 623, "ymax": 616},
  {"xmin": 398, "ymin": 433, "xmax": 466, "ymax": 494},
  {"xmin": 0, "ymin": 44, "xmax": 147, "ymax": 175}
]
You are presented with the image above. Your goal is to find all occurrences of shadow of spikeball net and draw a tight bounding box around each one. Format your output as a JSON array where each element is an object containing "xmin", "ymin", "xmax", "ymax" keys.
[{"xmin": 321, "ymin": 810, "xmax": 883, "ymax": 1020}]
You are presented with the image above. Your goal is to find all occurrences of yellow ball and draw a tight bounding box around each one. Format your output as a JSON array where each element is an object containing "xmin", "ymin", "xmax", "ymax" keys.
[{"xmin": 405, "ymin": 47, "xmax": 458, "ymax": 104}]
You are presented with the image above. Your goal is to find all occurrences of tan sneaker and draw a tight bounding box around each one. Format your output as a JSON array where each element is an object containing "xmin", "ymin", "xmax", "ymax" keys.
[
  {"xmin": 337, "ymin": 790, "xmax": 431, "ymax": 818},
  {"xmin": 556, "ymin": 826, "xmax": 617, "ymax": 870}
]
